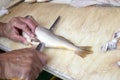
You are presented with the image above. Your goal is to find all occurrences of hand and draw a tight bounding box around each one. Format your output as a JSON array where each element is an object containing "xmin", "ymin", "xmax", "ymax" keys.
[
  {"xmin": 0, "ymin": 48, "xmax": 47, "ymax": 80},
  {"xmin": 2, "ymin": 16, "xmax": 38, "ymax": 44}
]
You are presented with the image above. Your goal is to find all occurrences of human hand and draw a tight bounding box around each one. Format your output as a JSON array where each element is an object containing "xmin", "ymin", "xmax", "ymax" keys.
[
  {"xmin": 2, "ymin": 16, "xmax": 38, "ymax": 44},
  {"xmin": 0, "ymin": 48, "xmax": 47, "ymax": 80}
]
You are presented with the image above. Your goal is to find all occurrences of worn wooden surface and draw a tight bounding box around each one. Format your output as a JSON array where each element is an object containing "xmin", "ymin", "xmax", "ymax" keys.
[
  {"xmin": 6, "ymin": 0, "xmax": 22, "ymax": 9},
  {"xmin": 0, "ymin": 2, "xmax": 120, "ymax": 80}
]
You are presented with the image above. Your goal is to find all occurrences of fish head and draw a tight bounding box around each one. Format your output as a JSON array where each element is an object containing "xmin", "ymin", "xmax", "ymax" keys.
[{"xmin": 22, "ymin": 32, "xmax": 40, "ymax": 46}]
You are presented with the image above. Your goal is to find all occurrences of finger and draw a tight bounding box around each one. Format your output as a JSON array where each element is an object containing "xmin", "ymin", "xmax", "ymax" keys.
[
  {"xmin": 13, "ymin": 20, "xmax": 34, "ymax": 38},
  {"xmin": 37, "ymin": 53, "xmax": 48, "ymax": 66},
  {"xmin": 31, "ymin": 64, "xmax": 43, "ymax": 80},
  {"xmin": 13, "ymin": 34, "xmax": 28, "ymax": 44},
  {"xmin": 25, "ymin": 16, "xmax": 38, "ymax": 28},
  {"xmin": 32, "ymin": 55, "xmax": 44, "ymax": 80},
  {"xmin": 8, "ymin": 28, "xmax": 28, "ymax": 44},
  {"xmin": 19, "ymin": 17, "xmax": 38, "ymax": 34}
]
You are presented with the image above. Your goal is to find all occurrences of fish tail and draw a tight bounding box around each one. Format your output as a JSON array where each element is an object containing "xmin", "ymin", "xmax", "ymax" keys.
[{"xmin": 75, "ymin": 46, "xmax": 92, "ymax": 58}]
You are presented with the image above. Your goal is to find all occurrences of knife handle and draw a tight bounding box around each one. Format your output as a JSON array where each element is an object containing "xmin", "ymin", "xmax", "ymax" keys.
[{"xmin": 36, "ymin": 43, "xmax": 45, "ymax": 52}]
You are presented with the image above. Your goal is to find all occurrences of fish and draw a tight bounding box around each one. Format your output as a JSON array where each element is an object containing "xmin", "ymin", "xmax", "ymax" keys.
[{"xmin": 23, "ymin": 26, "xmax": 92, "ymax": 57}]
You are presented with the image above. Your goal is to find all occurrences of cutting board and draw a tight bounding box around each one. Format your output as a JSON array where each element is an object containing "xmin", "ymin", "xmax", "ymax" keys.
[
  {"xmin": 6, "ymin": 0, "xmax": 22, "ymax": 9},
  {"xmin": 0, "ymin": 2, "xmax": 120, "ymax": 80}
]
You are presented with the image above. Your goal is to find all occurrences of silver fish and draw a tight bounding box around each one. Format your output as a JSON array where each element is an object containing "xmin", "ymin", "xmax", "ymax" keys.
[{"xmin": 23, "ymin": 26, "xmax": 92, "ymax": 57}]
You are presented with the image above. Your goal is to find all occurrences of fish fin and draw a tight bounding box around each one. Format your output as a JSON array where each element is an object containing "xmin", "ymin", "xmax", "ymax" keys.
[
  {"xmin": 75, "ymin": 46, "xmax": 93, "ymax": 58},
  {"xmin": 57, "ymin": 35, "xmax": 93, "ymax": 57}
]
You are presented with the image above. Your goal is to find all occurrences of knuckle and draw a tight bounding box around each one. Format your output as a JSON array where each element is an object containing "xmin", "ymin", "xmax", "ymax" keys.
[
  {"xmin": 21, "ymin": 24, "xmax": 27, "ymax": 28},
  {"xmin": 26, "ymin": 19, "xmax": 32, "ymax": 23}
]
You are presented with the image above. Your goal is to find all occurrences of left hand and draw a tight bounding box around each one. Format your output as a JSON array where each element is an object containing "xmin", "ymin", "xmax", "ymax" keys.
[{"xmin": 2, "ymin": 16, "xmax": 38, "ymax": 44}]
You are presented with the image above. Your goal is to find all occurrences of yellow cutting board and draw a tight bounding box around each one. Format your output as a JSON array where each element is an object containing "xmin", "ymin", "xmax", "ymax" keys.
[{"xmin": 0, "ymin": 2, "xmax": 120, "ymax": 80}]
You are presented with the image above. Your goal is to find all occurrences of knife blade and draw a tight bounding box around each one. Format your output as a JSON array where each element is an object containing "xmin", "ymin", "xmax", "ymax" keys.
[{"xmin": 49, "ymin": 16, "xmax": 60, "ymax": 31}]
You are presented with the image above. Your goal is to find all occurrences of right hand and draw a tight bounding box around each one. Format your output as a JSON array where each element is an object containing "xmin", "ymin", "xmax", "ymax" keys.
[{"xmin": 0, "ymin": 48, "xmax": 47, "ymax": 80}]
